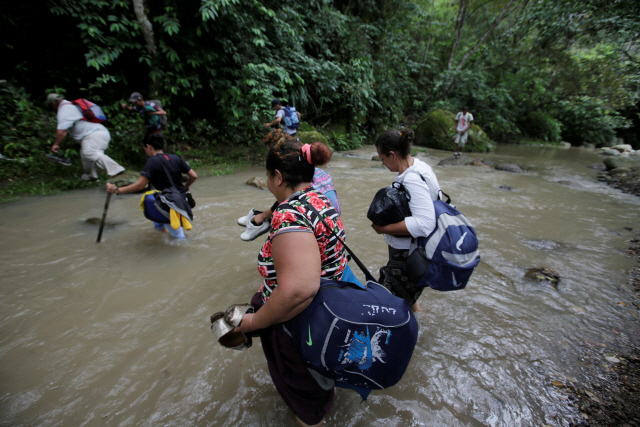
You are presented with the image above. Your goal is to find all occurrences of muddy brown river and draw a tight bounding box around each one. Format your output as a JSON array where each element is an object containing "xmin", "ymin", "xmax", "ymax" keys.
[{"xmin": 1, "ymin": 144, "xmax": 639, "ymax": 426}]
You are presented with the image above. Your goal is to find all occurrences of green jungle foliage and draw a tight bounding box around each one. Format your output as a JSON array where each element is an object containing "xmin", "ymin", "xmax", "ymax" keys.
[
  {"xmin": 1, "ymin": 0, "xmax": 639, "ymax": 192},
  {"xmin": 518, "ymin": 112, "xmax": 562, "ymax": 143}
]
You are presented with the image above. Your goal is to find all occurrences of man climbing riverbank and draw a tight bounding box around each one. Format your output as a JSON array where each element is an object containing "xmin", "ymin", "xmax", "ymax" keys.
[
  {"xmin": 120, "ymin": 92, "xmax": 166, "ymax": 138},
  {"xmin": 47, "ymin": 93, "xmax": 125, "ymax": 181},
  {"xmin": 453, "ymin": 106, "xmax": 473, "ymax": 158},
  {"xmin": 263, "ymin": 99, "xmax": 301, "ymax": 137}
]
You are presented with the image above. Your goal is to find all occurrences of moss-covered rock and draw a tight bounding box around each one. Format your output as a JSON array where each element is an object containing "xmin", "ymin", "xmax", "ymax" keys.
[
  {"xmin": 299, "ymin": 122, "xmax": 316, "ymax": 132},
  {"xmin": 415, "ymin": 109, "xmax": 494, "ymax": 153},
  {"xmin": 298, "ymin": 131, "xmax": 329, "ymax": 146}
]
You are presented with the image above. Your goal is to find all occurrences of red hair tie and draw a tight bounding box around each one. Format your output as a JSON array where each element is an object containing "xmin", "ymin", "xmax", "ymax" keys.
[{"xmin": 301, "ymin": 144, "xmax": 312, "ymax": 164}]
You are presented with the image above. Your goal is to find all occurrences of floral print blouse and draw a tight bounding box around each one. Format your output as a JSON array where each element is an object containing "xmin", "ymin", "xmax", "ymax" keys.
[{"xmin": 257, "ymin": 187, "xmax": 347, "ymax": 303}]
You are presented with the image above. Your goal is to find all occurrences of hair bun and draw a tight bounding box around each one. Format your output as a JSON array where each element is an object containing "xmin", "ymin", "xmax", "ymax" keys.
[
  {"xmin": 308, "ymin": 141, "xmax": 332, "ymax": 166},
  {"xmin": 399, "ymin": 128, "xmax": 414, "ymax": 145}
]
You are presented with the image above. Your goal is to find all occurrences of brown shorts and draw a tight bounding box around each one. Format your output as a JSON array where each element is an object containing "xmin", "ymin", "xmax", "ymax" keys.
[{"xmin": 378, "ymin": 246, "xmax": 424, "ymax": 306}]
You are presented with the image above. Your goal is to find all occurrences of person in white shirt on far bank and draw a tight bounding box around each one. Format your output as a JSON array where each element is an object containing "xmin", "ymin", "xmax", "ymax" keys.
[{"xmin": 453, "ymin": 106, "xmax": 473, "ymax": 158}]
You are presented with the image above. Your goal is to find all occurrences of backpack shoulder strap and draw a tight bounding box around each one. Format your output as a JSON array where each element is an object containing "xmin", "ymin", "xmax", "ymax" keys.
[
  {"xmin": 402, "ymin": 169, "xmax": 450, "ymax": 204},
  {"xmin": 302, "ymin": 199, "xmax": 375, "ymax": 283}
]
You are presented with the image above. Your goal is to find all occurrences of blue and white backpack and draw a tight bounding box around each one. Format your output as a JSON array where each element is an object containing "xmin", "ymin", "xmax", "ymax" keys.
[
  {"xmin": 282, "ymin": 106, "xmax": 300, "ymax": 130},
  {"xmin": 285, "ymin": 201, "xmax": 419, "ymax": 400},
  {"xmin": 403, "ymin": 172, "xmax": 480, "ymax": 291},
  {"xmin": 409, "ymin": 199, "xmax": 480, "ymax": 291},
  {"xmin": 285, "ymin": 277, "xmax": 418, "ymax": 400}
]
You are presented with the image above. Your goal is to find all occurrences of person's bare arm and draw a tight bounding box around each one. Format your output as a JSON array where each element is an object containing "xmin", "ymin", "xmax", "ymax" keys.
[
  {"xmin": 51, "ymin": 129, "xmax": 68, "ymax": 153},
  {"xmin": 465, "ymin": 120, "xmax": 473, "ymax": 132},
  {"xmin": 235, "ymin": 231, "xmax": 321, "ymax": 332},
  {"xmin": 149, "ymin": 108, "xmax": 166, "ymax": 116},
  {"xmin": 253, "ymin": 208, "xmax": 273, "ymax": 225},
  {"xmin": 264, "ymin": 115, "xmax": 282, "ymax": 128},
  {"xmin": 371, "ymin": 220, "xmax": 411, "ymax": 236},
  {"xmin": 185, "ymin": 169, "xmax": 197, "ymax": 191},
  {"xmin": 106, "ymin": 176, "xmax": 150, "ymax": 194}
]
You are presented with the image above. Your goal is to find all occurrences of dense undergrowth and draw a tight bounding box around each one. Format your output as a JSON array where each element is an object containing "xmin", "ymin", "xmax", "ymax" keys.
[{"xmin": 1, "ymin": 0, "xmax": 639, "ymax": 201}]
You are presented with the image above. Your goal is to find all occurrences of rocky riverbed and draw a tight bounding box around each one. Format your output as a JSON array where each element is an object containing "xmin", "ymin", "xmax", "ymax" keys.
[
  {"xmin": 560, "ymin": 232, "xmax": 640, "ymax": 426},
  {"xmin": 596, "ymin": 146, "xmax": 640, "ymax": 197}
]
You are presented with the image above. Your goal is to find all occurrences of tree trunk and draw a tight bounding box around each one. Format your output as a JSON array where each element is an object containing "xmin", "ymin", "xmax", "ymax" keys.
[
  {"xmin": 132, "ymin": 0, "xmax": 160, "ymax": 98},
  {"xmin": 456, "ymin": 0, "xmax": 518, "ymax": 70},
  {"xmin": 447, "ymin": 0, "xmax": 467, "ymax": 69}
]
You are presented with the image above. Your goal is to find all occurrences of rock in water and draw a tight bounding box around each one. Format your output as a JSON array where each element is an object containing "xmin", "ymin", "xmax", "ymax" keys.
[
  {"xmin": 470, "ymin": 160, "xmax": 490, "ymax": 168},
  {"xmin": 495, "ymin": 163, "xmax": 523, "ymax": 173},
  {"xmin": 601, "ymin": 148, "xmax": 621, "ymax": 156},
  {"xmin": 523, "ymin": 240, "xmax": 565, "ymax": 250},
  {"xmin": 372, "ymin": 155, "xmax": 382, "ymax": 161},
  {"xmin": 438, "ymin": 155, "xmax": 472, "ymax": 166},
  {"xmin": 524, "ymin": 267, "xmax": 560, "ymax": 287},
  {"xmin": 499, "ymin": 185, "xmax": 512, "ymax": 191},
  {"xmin": 603, "ymin": 156, "xmax": 640, "ymax": 171},
  {"xmin": 611, "ymin": 144, "xmax": 633, "ymax": 153},
  {"xmin": 246, "ymin": 176, "xmax": 267, "ymax": 190}
]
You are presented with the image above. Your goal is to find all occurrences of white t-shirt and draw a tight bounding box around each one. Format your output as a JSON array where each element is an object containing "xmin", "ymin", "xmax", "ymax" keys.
[
  {"xmin": 384, "ymin": 157, "xmax": 442, "ymax": 250},
  {"xmin": 56, "ymin": 100, "xmax": 107, "ymax": 141},
  {"xmin": 455, "ymin": 112, "xmax": 474, "ymax": 132}
]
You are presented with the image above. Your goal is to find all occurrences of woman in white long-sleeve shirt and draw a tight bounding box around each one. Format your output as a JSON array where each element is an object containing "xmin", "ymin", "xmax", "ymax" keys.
[{"xmin": 371, "ymin": 128, "xmax": 441, "ymax": 312}]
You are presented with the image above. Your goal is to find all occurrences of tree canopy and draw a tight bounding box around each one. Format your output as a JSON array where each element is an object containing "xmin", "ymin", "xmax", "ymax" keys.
[{"xmin": 1, "ymin": 0, "xmax": 639, "ymax": 151}]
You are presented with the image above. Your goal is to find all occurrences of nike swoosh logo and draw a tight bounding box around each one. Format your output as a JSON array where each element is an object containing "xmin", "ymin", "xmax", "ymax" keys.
[
  {"xmin": 452, "ymin": 272, "xmax": 461, "ymax": 287},
  {"xmin": 306, "ymin": 325, "xmax": 312, "ymax": 346},
  {"xmin": 456, "ymin": 232, "xmax": 467, "ymax": 251}
]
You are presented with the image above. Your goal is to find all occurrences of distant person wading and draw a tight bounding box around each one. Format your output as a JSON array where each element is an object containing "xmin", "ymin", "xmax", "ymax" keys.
[{"xmin": 105, "ymin": 134, "xmax": 197, "ymax": 239}]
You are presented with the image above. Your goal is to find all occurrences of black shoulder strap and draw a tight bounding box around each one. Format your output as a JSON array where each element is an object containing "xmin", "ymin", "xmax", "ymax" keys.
[
  {"xmin": 403, "ymin": 169, "xmax": 451, "ymax": 204},
  {"xmin": 302, "ymin": 199, "xmax": 375, "ymax": 283}
]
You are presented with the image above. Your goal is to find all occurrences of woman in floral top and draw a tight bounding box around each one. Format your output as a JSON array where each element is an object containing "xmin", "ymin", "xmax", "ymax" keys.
[{"xmin": 234, "ymin": 138, "xmax": 353, "ymax": 426}]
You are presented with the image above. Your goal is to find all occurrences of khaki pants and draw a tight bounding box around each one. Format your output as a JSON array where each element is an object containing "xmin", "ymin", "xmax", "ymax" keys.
[{"xmin": 81, "ymin": 130, "xmax": 125, "ymax": 178}]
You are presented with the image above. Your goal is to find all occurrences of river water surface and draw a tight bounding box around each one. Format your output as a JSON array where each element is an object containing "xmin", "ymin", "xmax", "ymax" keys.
[{"xmin": 1, "ymin": 145, "xmax": 639, "ymax": 426}]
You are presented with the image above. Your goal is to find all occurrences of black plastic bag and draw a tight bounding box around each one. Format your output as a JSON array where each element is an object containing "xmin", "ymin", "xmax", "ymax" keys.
[{"xmin": 367, "ymin": 182, "xmax": 412, "ymax": 226}]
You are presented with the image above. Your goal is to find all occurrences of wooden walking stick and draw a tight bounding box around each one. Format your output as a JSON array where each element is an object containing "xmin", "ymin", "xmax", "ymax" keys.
[{"xmin": 96, "ymin": 192, "xmax": 112, "ymax": 243}]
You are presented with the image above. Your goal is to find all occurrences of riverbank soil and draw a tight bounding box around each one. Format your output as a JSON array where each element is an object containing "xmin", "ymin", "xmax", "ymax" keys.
[{"xmin": 565, "ymin": 232, "xmax": 640, "ymax": 426}]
